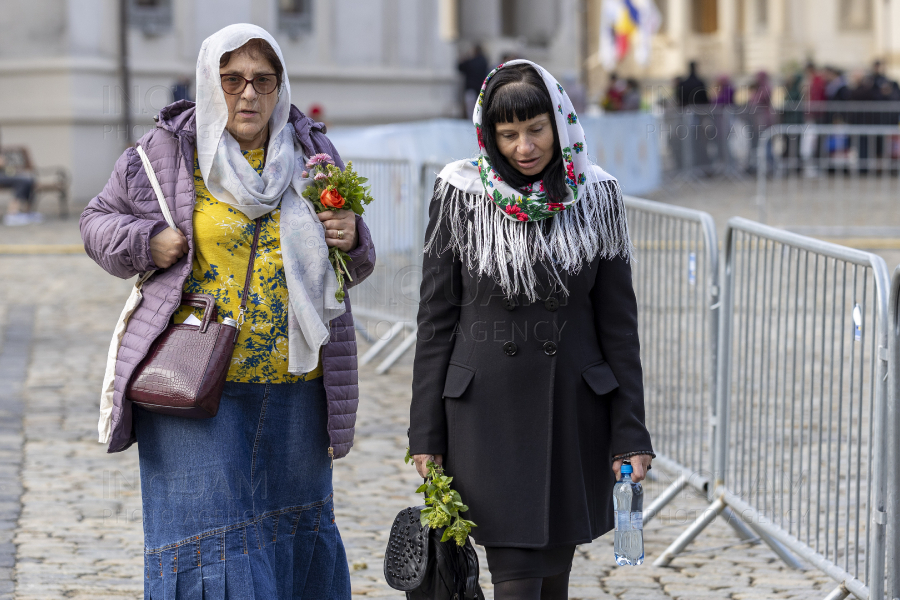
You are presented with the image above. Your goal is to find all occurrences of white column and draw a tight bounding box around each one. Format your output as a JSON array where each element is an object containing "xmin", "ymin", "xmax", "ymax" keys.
[{"xmin": 458, "ymin": 0, "xmax": 500, "ymax": 40}]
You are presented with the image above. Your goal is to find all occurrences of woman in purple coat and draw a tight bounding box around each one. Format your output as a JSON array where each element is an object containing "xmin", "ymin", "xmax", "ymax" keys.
[{"xmin": 80, "ymin": 24, "xmax": 375, "ymax": 599}]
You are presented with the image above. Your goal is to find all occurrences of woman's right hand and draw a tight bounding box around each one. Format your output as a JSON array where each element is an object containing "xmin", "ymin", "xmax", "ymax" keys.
[
  {"xmin": 413, "ymin": 454, "xmax": 443, "ymax": 479},
  {"xmin": 150, "ymin": 227, "xmax": 189, "ymax": 268}
]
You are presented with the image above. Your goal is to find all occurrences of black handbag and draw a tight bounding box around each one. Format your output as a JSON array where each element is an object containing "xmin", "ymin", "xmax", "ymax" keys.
[{"xmin": 384, "ymin": 506, "xmax": 485, "ymax": 600}]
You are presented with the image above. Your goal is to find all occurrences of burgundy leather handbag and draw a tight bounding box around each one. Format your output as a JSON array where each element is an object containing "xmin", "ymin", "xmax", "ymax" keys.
[
  {"xmin": 127, "ymin": 220, "xmax": 262, "ymax": 418},
  {"xmin": 125, "ymin": 143, "xmax": 261, "ymax": 418}
]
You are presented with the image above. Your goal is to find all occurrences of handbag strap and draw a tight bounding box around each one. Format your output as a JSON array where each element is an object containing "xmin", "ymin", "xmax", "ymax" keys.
[
  {"xmin": 135, "ymin": 144, "xmax": 177, "ymax": 231},
  {"xmin": 238, "ymin": 218, "xmax": 263, "ymax": 328}
]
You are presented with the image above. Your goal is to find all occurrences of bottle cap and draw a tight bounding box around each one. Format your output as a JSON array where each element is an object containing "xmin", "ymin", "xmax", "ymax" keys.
[{"xmin": 621, "ymin": 461, "xmax": 633, "ymax": 475}]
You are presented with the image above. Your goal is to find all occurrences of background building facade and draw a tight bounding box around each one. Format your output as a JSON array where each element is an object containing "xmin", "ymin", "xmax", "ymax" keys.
[
  {"xmin": 0, "ymin": 0, "xmax": 464, "ymax": 202},
  {"xmin": 585, "ymin": 0, "xmax": 900, "ymax": 100}
]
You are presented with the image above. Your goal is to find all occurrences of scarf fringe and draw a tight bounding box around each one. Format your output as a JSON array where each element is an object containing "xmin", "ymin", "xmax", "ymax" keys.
[{"xmin": 425, "ymin": 168, "xmax": 633, "ymax": 301}]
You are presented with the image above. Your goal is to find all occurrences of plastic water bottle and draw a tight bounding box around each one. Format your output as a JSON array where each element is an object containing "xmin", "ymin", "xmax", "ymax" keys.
[{"xmin": 613, "ymin": 461, "xmax": 644, "ymax": 565}]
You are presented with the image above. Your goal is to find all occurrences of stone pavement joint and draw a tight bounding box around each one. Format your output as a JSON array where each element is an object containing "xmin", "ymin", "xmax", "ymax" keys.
[{"xmin": 0, "ymin": 306, "xmax": 34, "ymax": 600}]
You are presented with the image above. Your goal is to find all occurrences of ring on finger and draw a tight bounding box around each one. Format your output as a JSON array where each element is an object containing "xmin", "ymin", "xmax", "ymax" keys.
[{"xmin": 337, "ymin": 229, "xmax": 345, "ymax": 240}]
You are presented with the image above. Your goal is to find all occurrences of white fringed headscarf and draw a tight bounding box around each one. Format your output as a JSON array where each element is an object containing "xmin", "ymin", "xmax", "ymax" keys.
[
  {"xmin": 428, "ymin": 60, "xmax": 632, "ymax": 301},
  {"xmin": 195, "ymin": 24, "xmax": 344, "ymax": 374}
]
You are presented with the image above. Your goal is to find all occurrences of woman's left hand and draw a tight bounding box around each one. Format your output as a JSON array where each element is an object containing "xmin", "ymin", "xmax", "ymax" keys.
[
  {"xmin": 318, "ymin": 210, "xmax": 358, "ymax": 252},
  {"xmin": 612, "ymin": 454, "xmax": 652, "ymax": 483}
]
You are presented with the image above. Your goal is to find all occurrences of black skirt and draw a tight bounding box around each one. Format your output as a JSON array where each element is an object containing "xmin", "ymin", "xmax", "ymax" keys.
[{"xmin": 483, "ymin": 545, "xmax": 576, "ymax": 584}]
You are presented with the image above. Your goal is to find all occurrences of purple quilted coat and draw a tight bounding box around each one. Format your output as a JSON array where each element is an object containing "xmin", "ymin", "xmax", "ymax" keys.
[{"xmin": 80, "ymin": 100, "xmax": 375, "ymax": 456}]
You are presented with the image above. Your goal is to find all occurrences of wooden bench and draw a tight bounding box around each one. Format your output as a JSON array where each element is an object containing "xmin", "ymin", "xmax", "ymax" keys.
[{"xmin": 0, "ymin": 146, "xmax": 70, "ymax": 217}]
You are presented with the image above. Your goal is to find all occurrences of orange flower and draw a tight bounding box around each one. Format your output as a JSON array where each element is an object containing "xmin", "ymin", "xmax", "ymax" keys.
[{"xmin": 320, "ymin": 187, "xmax": 345, "ymax": 209}]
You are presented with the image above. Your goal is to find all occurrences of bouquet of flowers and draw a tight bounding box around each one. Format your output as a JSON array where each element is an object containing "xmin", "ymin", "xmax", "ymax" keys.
[
  {"xmin": 302, "ymin": 153, "xmax": 374, "ymax": 302},
  {"xmin": 405, "ymin": 449, "xmax": 477, "ymax": 546}
]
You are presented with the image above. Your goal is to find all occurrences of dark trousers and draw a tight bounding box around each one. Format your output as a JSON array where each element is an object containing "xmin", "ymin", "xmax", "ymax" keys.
[{"xmin": 0, "ymin": 175, "xmax": 35, "ymax": 204}]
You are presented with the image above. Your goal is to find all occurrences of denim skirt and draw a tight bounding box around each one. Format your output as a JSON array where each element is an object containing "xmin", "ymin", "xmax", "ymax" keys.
[{"xmin": 134, "ymin": 379, "xmax": 351, "ymax": 600}]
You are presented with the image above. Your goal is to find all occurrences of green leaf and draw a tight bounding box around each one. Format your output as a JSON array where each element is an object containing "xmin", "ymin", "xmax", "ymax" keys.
[
  {"xmin": 416, "ymin": 483, "xmax": 428, "ymax": 494},
  {"xmin": 440, "ymin": 529, "xmax": 452, "ymax": 543}
]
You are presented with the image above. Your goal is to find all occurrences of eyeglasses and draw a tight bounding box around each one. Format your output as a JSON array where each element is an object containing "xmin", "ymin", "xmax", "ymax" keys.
[{"xmin": 220, "ymin": 73, "xmax": 279, "ymax": 95}]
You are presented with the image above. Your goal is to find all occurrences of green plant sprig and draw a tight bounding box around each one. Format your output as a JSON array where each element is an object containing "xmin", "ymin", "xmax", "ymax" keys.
[{"xmin": 404, "ymin": 449, "xmax": 477, "ymax": 546}]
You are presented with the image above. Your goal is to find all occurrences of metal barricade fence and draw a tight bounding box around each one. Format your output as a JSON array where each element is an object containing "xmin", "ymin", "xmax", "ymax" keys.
[
  {"xmin": 886, "ymin": 267, "xmax": 900, "ymax": 600},
  {"xmin": 623, "ymin": 197, "xmax": 722, "ymax": 523},
  {"xmin": 656, "ymin": 218, "xmax": 890, "ymax": 600},
  {"xmin": 657, "ymin": 107, "xmax": 750, "ymax": 185},
  {"xmin": 755, "ymin": 124, "xmax": 900, "ymax": 224},
  {"xmin": 344, "ymin": 158, "xmax": 422, "ymax": 373}
]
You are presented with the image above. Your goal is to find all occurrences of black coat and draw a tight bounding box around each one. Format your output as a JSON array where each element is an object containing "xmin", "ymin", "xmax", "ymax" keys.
[{"xmin": 409, "ymin": 194, "xmax": 654, "ymax": 548}]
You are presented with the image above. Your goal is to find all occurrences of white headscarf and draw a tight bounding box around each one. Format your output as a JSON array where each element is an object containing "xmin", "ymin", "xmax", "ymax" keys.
[{"xmin": 195, "ymin": 24, "xmax": 344, "ymax": 374}]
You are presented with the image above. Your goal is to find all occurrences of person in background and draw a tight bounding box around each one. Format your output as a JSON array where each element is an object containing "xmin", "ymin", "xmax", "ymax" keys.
[
  {"xmin": 676, "ymin": 61, "xmax": 709, "ymax": 107},
  {"xmin": 711, "ymin": 75, "xmax": 736, "ymax": 172},
  {"xmin": 747, "ymin": 71, "xmax": 774, "ymax": 174},
  {"xmin": 712, "ymin": 74, "xmax": 734, "ymax": 106},
  {"xmin": 804, "ymin": 61, "xmax": 827, "ymax": 124},
  {"xmin": 621, "ymin": 78, "xmax": 641, "ymax": 111},
  {"xmin": 309, "ymin": 103, "xmax": 329, "ymax": 130},
  {"xmin": 458, "ymin": 44, "xmax": 489, "ymax": 118},
  {"xmin": 601, "ymin": 72, "xmax": 625, "ymax": 111},
  {"xmin": 0, "ymin": 148, "xmax": 39, "ymax": 226},
  {"xmin": 171, "ymin": 75, "xmax": 192, "ymax": 102},
  {"xmin": 676, "ymin": 62, "xmax": 711, "ymax": 173}
]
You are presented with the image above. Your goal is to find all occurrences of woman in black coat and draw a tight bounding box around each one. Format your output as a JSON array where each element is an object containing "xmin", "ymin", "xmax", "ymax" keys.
[{"xmin": 408, "ymin": 61, "xmax": 655, "ymax": 599}]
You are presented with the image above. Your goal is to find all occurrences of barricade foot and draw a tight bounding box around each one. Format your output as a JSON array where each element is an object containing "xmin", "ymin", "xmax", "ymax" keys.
[
  {"xmin": 721, "ymin": 506, "xmax": 758, "ymax": 543},
  {"xmin": 653, "ymin": 496, "xmax": 726, "ymax": 567},
  {"xmin": 743, "ymin": 518, "xmax": 806, "ymax": 571},
  {"xmin": 821, "ymin": 584, "xmax": 850, "ymax": 600},
  {"xmin": 360, "ymin": 321, "xmax": 405, "ymax": 365},
  {"xmin": 375, "ymin": 326, "xmax": 417, "ymax": 374},
  {"xmin": 644, "ymin": 474, "xmax": 688, "ymax": 526}
]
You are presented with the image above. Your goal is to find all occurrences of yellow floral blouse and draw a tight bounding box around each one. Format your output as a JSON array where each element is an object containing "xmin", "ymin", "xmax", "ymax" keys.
[{"xmin": 173, "ymin": 148, "xmax": 322, "ymax": 382}]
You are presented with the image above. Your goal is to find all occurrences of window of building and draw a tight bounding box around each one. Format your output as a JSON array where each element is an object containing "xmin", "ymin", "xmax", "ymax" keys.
[
  {"xmin": 279, "ymin": 0, "xmax": 313, "ymax": 38},
  {"xmin": 128, "ymin": 0, "xmax": 172, "ymax": 35},
  {"xmin": 691, "ymin": 0, "xmax": 718, "ymax": 34},
  {"xmin": 839, "ymin": 0, "xmax": 871, "ymax": 31}
]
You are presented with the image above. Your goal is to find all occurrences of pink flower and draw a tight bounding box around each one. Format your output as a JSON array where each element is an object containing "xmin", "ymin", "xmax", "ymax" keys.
[
  {"xmin": 505, "ymin": 204, "xmax": 521, "ymax": 215},
  {"xmin": 314, "ymin": 172, "xmax": 327, "ymax": 181},
  {"xmin": 546, "ymin": 203, "xmax": 565, "ymax": 211},
  {"xmin": 517, "ymin": 212, "xmax": 529, "ymax": 222},
  {"xmin": 301, "ymin": 171, "xmax": 309, "ymax": 178},
  {"xmin": 306, "ymin": 153, "xmax": 335, "ymax": 168}
]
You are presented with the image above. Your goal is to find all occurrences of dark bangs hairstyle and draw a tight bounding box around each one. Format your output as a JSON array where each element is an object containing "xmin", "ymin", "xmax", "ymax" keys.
[
  {"xmin": 482, "ymin": 64, "xmax": 566, "ymax": 201},
  {"xmin": 219, "ymin": 38, "xmax": 283, "ymax": 89}
]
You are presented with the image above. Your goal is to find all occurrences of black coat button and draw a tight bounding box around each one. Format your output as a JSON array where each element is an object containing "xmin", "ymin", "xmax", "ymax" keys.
[
  {"xmin": 544, "ymin": 297, "xmax": 559, "ymax": 311},
  {"xmin": 543, "ymin": 341, "xmax": 558, "ymax": 356},
  {"xmin": 503, "ymin": 341, "xmax": 518, "ymax": 356},
  {"xmin": 503, "ymin": 298, "xmax": 516, "ymax": 311}
]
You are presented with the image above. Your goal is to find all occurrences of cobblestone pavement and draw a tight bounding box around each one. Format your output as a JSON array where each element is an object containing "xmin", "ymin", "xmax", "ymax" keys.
[{"xmin": 0, "ymin": 211, "xmax": 862, "ymax": 599}]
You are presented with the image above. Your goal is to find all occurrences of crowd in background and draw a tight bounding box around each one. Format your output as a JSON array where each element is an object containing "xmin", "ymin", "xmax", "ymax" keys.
[{"xmin": 598, "ymin": 59, "xmax": 900, "ymax": 176}]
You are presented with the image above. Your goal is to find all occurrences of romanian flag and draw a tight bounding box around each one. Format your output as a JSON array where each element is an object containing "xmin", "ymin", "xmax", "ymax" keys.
[
  {"xmin": 600, "ymin": 0, "xmax": 661, "ymax": 69},
  {"xmin": 614, "ymin": 0, "xmax": 640, "ymax": 60}
]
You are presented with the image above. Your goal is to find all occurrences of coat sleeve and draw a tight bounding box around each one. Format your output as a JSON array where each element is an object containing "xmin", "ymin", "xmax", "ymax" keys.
[
  {"xmin": 590, "ymin": 255, "xmax": 655, "ymax": 458},
  {"xmin": 80, "ymin": 147, "xmax": 161, "ymax": 278},
  {"xmin": 408, "ymin": 186, "xmax": 463, "ymax": 456},
  {"xmin": 344, "ymin": 214, "xmax": 375, "ymax": 288}
]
